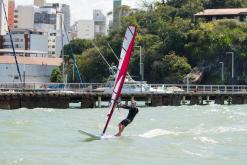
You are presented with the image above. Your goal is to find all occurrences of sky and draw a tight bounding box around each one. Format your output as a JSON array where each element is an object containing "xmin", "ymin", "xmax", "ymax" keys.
[{"xmin": 15, "ymin": 0, "xmax": 156, "ymax": 24}]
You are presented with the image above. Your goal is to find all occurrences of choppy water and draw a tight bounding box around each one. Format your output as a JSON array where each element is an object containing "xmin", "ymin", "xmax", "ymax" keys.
[{"xmin": 0, "ymin": 104, "xmax": 247, "ymax": 165}]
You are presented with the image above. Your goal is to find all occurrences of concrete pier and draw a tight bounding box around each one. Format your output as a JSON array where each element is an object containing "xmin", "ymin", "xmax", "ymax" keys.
[
  {"xmin": 190, "ymin": 96, "xmax": 200, "ymax": 105},
  {"xmin": 81, "ymin": 95, "xmax": 95, "ymax": 108},
  {"xmin": 215, "ymin": 95, "xmax": 225, "ymax": 105},
  {"xmin": 1, "ymin": 92, "xmax": 247, "ymax": 110}
]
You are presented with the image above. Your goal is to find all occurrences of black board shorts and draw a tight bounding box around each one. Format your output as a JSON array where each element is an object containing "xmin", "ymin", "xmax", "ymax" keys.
[{"xmin": 120, "ymin": 119, "xmax": 131, "ymax": 127}]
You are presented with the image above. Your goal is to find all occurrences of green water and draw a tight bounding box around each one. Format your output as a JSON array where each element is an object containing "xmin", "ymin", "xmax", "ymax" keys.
[{"xmin": 0, "ymin": 105, "xmax": 247, "ymax": 165}]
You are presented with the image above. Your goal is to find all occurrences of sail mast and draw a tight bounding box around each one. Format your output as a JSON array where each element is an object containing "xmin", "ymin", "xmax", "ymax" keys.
[
  {"xmin": 102, "ymin": 26, "xmax": 137, "ymax": 135},
  {"xmin": 63, "ymin": 22, "xmax": 84, "ymax": 84},
  {"xmin": 2, "ymin": 1, "xmax": 22, "ymax": 82}
]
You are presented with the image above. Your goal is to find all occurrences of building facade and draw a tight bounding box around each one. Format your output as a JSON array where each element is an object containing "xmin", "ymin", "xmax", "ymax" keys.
[
  {"xmin": 2, "ymin": 29, "xmax": 48, "ymax": 52},
  {"xmin": 0, "ymin": 0, "xmax": 8, "ymax": 35},
  {"xmin": 34, "ymin": 0, "xmax": 46, "ymax": 7},
  {"xmin": 8, "ymin": 0, "xmax": 14, "ymax": 30},
  {"xmin": 0, "ymin": 55, "xmax": 62, "ymax": 83},
  {"xmin": 61, "ymin": 4, "xmax": 70, "ymax": 30},
  {"xmin": 93, "ymin": 9, "xmax": 107, "ymax": 36},
  {"xmin": 76, "ymin": 20, "xmax": 94, "ymax": 39},
  {"xmin": 48, "ymin": 29, "xmax": 70, "ymax": 57},
  {"xmin": 41, "ymin": 3, "xmax": 70, "ymax": 30},
  {"xmin": 73, "ymin": 9, "xmax": 107, "ymax": 39},
  {"xmin": 34, "ymin": 7, "xmax": 62, "ymax": 31},
  {"xmin": 14, "ymin": 5, "xmax": 35, "ymax": 29}
]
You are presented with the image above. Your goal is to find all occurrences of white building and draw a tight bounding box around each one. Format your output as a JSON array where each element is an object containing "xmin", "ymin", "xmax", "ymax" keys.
[
  {"xmin": 73, "ymin": 9, "xmax": 107, "ymax": 39},
  {"xmin": 48, "ymin": 30, "xmax": 69, "ymax": 56},
  {"xmin": 76, "ymin": 20, "xmax": 95, "ymax": 39},
  {"xmin": 14, "ymin": 5, "xmax": 35, "ymax": 29},
  {"xmin": 0, "ymin": 0, "xmax": 8, "ymax": 35},
  {"xmin": 0, "ymin": 55, "xmax": 62, "ymax": 83},
  {"xmin": 2, "ymin": 29, "xmax": 48, "ymax": 53},
  {"xmin": 93, "ymin": 10, "xmax": 107, "ymax": 36}
]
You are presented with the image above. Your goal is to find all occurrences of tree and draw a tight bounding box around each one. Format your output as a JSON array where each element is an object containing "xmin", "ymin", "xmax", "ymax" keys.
[
  {"xmin": 63, "ymin": 39, "xmax": 93, "ymax": 55},
  {"xmin": 50, "ymin": 68, "xmax": 63, "ymax": 83},
  {"xmin": 63, "ymin": 1, "xmax": 247, "ymax": 84},
  {"xmin": 150, "ymin": 52, "xmax": 191, "ymax": 83},
  {"xmin": 203, "ymin": 0, "xmax": 247, "ymax": 8}
]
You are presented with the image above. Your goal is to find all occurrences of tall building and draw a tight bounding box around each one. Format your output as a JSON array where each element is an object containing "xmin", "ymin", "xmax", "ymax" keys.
[
  {"xmin": 93, "ymin": 10, "xmax": 107, "ymax": 36},
  {"xmin": 42, "ymin": 3, "xmax": 70, "ymax": 30},
  {"xmin": 0, "ymin": 0, "xmax": 8, "ymax": 35},
  {"xmin": 14, "ymin": 5, "xmax": 35, "ymax": 29},
  {"xmin": 34, "ymin": 0, "xmax": 45, "ymax": 7},
  {"xmin": 61, "ymin": 4, "xmax": 70, "ymax": 30},
  {"xmin": 76, "ymin": 20, "xmax": 94, "ymax": 39},
  {"xmin": 113, "ymin": 0, "xmax": 121, "ymax": 30},
  {"xmin": 34, "ymin": 7, "xmax": 63, "ymax": 31},
  {"xmin": 8, "ymin": 0, "xmax": 14, "ymax": 30},
  {"xmin": 34, "ymin": 3, "xmax": 71, "ymax": 56}
]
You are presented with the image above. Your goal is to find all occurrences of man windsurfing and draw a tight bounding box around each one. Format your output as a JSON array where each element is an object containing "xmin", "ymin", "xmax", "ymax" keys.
[{"xmin": 115, "ymin": 98, "xmax": 139, "ymax": 136}]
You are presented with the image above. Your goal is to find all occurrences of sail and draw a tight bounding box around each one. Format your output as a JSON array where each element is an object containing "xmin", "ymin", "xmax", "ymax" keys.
[{"xmin": 102, "ymin": 26, "xmax": 137, "ymax": 135}]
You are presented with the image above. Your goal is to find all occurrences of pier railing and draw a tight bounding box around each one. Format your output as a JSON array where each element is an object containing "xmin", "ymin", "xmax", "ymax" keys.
[{"xmin": 0, "ymin": 83, "xmax": 247, "ymax": 94}]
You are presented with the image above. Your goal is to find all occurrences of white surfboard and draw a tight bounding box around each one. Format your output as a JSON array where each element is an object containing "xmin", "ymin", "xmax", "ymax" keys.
[{"xmin": 78, "ymin": 130, "xmax": 101, "ymax": 140}]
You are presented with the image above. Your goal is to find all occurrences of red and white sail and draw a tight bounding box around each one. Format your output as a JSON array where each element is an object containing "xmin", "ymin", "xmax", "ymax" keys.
[{"xmin": 102, "ymin": 26, "xmax": 137, "ymax": 135}]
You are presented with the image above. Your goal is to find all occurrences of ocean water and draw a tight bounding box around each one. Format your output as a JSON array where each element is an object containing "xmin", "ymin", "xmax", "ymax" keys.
[{"xmin": 0, "ymin": 104, "xmax": 247, "ymax": 165}]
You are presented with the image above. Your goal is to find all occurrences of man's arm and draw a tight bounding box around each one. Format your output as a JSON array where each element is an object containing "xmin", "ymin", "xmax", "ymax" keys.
[{"xmin": 117, "ymin": 103, "xmax": 130, "ymax": 110}]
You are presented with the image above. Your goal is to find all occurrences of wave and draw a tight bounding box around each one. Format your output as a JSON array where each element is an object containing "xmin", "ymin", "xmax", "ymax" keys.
[
  {"xmin": 0, "ymin": 119, "xmax": 31, "ymax": 126},
  {"xmin": 212, "ymin": 126, "xmax": 247, "ymax": 134},
  {"xmin": 193, "ymin": 136, "xmax": 218, "ymax": 144},
  {"xmin": 182, "ymin": 149, "xmax": 203, "ymax": 157},
  {"xmin": 139, "ymin": 129, "xmax": 181, "ymax": 138},
  {"xmin": 188, "ymin": 125, "xmax": 247, "ymax": 135}
]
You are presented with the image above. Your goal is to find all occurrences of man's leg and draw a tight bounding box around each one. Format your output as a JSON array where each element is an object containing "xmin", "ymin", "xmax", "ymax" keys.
[{"xmin": 115, "ymin": 123, "xmax": 125, "ymax": 136}]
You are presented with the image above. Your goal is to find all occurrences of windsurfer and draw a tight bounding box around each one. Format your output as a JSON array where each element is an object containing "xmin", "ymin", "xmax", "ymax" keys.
[{"xmin": 115, "ymin": 99, "xmax": 139, "ymax": 136}]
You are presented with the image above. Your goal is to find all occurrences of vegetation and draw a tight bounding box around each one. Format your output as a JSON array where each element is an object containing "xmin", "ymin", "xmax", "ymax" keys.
[
  {"xmin": 61, "ymin": 0, "xmax": 247, "ymax": 84},
  {"xmin": 50, "ymin": 68, "xmax": 63, "ymax": 83}
]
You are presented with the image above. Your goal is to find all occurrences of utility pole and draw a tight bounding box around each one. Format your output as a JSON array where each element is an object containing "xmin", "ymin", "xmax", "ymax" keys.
[
  {"xmin": 135, "ymin": 46, "xmax": 144, "ymax": 92},
  {"xmin": 226, "ymin": 52, "xmax": 234, "ymax": 84},
  {"xmin": 60, "ymin": 12, "xmax": 65, "ymax": 84},
  {"xmin": 219, "ymin": 62, "xmax": 224, "ymax": 83},
  {"xmin": 135, "ymin": 46, "xmax": 144, "ymax": 81}
]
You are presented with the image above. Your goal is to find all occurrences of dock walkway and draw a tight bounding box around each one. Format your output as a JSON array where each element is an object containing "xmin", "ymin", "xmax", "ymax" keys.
[{"xmin": 1, "ymin": 83, "xmax": 247, "ymax": 109}]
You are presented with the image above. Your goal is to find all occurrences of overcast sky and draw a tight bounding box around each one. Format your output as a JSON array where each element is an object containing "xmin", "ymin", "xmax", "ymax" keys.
[{"xmin": 15, "ymin": 0, "xmax": 156, "ymax": 24}]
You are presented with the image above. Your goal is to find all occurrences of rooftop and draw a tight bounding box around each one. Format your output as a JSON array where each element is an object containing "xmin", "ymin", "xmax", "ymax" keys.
[
  {"xmin": 0, "ymin": 49, "xmax": 48, "ymax": 54},
  {"xmin": 195, "ymin": 8, "xmax": 247, "ymax": 16},
  {"xmin": 0, "ymin": 56, "xmax": 62, "ymax": 66}
]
